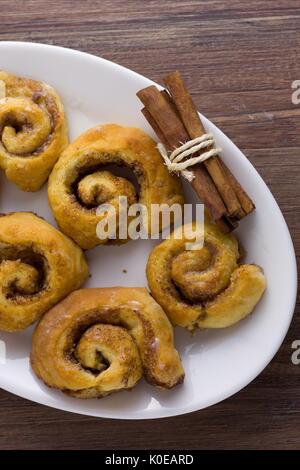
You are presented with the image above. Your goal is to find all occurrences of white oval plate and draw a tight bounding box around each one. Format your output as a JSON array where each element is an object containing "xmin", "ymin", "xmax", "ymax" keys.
[{"xmin": 0, "ymin": 42, "xmax": 297, "ymax": 420}]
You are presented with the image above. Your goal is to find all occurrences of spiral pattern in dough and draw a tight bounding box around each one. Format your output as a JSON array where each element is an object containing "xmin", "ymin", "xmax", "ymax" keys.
[
  {"xmin": 147, "ymin": 222, "xmax": 266, "ymax": 330},
  {"xmin": 48, "ymin": 124, "xmax": 184, "ymax": 249},
  {"xmin": 31, "ymin": 288, "xmax": 184, "ymax": 398},
  {"xmin": 0, "ymin": 71, "xmax": 68, "ymax": 191},
  {"xmin": 0, "ymin": 212, "xmax": 89, "ymax": 332}
]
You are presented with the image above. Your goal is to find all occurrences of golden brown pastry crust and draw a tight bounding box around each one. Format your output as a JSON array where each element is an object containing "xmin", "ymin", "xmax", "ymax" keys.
[
  {"xmin": 0, "ymin": 212, "xmax": 89, "ymax": 332},
  {"xmin": 147, "ymin": 221, "xmax": 266, "ymax": 330},
  {"xmin": 31, "ymin": 287, "xmax": 184, "ymax": 398},
  {"xmin": 48, "ymin": 124, "xmax": 184, "ymax": 249},
  {"xmin": 0, "ymin": 71, "xmax": 68, "ymax": 191}
]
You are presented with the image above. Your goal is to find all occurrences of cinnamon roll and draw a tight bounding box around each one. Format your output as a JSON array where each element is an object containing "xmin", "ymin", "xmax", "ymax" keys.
[
  {"xmin": 48, "ymin": 124, "xmax": 184, "ymax": 249},
  {"xmin": 147, "ymin": 221, "xmax": 266, "ymax": 330},
  {"xmin": 31, "ymin": 287, "xmax": 184, "ymax": 398},
  {"xmin": 0, "ymin": 71, "xmax": 68, "ymax": 191},
  {"xmin": 0, "ymin": 212, "xmax": 88, "ymax": 332}
]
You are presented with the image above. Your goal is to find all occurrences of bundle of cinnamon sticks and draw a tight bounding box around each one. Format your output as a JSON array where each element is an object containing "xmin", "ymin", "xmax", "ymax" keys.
[{"xmin": 137, "ymin": 71, "xmax": 254, "ymax": 233}]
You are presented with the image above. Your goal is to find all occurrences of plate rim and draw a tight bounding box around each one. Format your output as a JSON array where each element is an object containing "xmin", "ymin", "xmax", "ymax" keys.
[{"xmin": 0, "ymin": 40, "xmax": 297, "ymax": 420}]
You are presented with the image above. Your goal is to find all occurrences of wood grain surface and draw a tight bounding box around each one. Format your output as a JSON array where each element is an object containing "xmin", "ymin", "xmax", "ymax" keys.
[{"xmin": 0, "ymin": 0, "xmax": 299, "ymax": 450}]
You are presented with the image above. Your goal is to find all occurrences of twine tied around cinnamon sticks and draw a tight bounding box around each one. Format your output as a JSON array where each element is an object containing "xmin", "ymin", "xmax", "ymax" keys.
[
  {"xmin": 137, "ymin": 71, "xmax": 255, "ymax": 233},
  {"xmin": 157, "ymin": 133, "xmax": 221, "ymax": 182}
]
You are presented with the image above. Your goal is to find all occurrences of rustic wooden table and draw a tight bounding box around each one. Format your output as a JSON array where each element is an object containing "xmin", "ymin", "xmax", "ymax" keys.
[{"xmin": 0, "ymin": 0, "xmax": 299, "ymax": 450}]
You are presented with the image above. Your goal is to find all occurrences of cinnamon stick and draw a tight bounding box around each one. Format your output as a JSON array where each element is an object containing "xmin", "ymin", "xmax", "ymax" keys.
[
  {"xmin": 137, "ymin": 86, "xmax": 187, "ymax": 148},
  {"xmin": 137, "ymin": 86, "xmax": 227, "ymax": 221},
  {"xmin": 219, "ymin": 160, "xmax": 255, "ymax": 215},
  {"xmin": 164, "ymin": 71, "xmax": 245, "ymax": 220},
  {"xmin": 141, "ymin": 107, "xmax": 170, "ymax": 149}
]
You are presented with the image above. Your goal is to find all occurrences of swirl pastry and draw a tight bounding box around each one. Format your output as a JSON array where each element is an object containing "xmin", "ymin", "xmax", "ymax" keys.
[
  {"xmin": 0, "ymin": 212, "xmax": 88, "ymax": 332},
  {"xmin": 48, "ymin": 124, "xmax": 184, "ymax": 249},
  {"xmin": 31, "ymin": 287, "xmax": 184, "ymax": 398},
  {"xmin": 0, "ymin": 71, "xmax": 68, "ymax": 191},
  {"xmin": 147, "ymin": 222, "xmax": 266, "ymax": 330}
]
